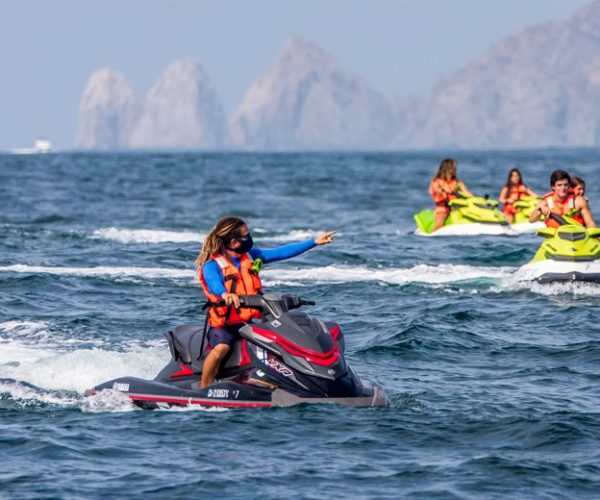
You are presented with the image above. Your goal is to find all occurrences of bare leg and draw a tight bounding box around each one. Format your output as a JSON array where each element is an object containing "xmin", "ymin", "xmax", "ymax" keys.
[
  {"xmin": 433, "ymin": 212, "xmax": 447, "ymax": 231},
  {"xmin": 200, "ymin": 344, "xmax": 230, "ymax": 388},
  {"xmin": 506, "ymin": 213, "xmax": 514, "ymax": 224}
]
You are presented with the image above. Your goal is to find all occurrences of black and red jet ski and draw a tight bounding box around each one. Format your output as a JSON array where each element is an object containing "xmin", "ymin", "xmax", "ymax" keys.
[{"xmin": 86, "ymin": 294, "xmax": 388, "ymax": 409}]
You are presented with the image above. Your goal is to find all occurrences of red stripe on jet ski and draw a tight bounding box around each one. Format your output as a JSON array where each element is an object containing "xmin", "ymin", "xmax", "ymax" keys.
[
  {"xmin": 169, "ymin": 364, "xmax": 195, "ymax": 378},
  {"xmin": 329, "ymin": 325, "xmax": 341, "ymax": 341},
  {"xmin": 128, "ymin": 393, "xmax": 272, "ymax": 408},
  {"xmin": 239, "ymin": 340, "xmax": 251, "ymax": 366},
  {"xmin": 250, "ymin": 326, "xmax": 339, "ymax": 366}
]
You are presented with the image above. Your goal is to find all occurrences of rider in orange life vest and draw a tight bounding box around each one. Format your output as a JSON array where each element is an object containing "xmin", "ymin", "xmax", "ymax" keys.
[
  {"xmin": 498, "ymin": 168, "xmax": 539, "ymax": 224},
  {"xmin": 195, "ymin": 216, "xmax": 336, "ymax": 389},
  {"xmin": 529, "ymin": 170, "xmax": 595, "ymax": 228},
  {"xmin": 429, "ymin": 158, "xmax": 473, "ymax": 231}
]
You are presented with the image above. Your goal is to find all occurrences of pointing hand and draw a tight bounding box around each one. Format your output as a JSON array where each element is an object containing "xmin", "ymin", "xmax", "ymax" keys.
[{"xmin": 315, "ymin": 231, "xmax": 336, "ymax": 245}]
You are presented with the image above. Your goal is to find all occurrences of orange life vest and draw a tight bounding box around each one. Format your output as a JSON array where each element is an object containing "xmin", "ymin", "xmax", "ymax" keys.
[
  {"xmin": 543, "ymin": 192, "xmax": 584, "ymax": 227},
  {"xmin": 506, "ymin": 183, "xmax": 528, "ymax": 202},
  {"xmin": 199, "ymin": 253, "xmax": 263, "ymax": 328},
  {"xmin": 430, "ymin": 178, "xmax": 458, "ymax": 205},
  {"xmin": 502, "ymin": 183, "xmax": 528, "ymax": 215}
]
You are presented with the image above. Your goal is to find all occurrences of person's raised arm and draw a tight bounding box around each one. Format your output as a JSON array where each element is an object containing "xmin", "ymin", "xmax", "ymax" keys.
[
  {"xmin": 458, "ymin": 181, "xmax": 473, "ymax": 197},
  {"xmin": 529, "ymin": 200, "xmax": 547, "ymax": 223},
  {"xmin": 252, "ymin": 231, "xmax": 336, "ymax": 264}
]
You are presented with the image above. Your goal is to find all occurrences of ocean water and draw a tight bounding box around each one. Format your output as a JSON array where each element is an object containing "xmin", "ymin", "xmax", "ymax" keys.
[{"xmin": 1, "ymin": 150, "xmax": 600, "ymax": 499}]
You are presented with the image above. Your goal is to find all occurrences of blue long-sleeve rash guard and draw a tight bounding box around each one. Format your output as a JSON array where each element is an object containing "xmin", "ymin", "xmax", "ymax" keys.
[{"xmin": 202, "ymin": 238, "xmax": 316, "ymax": 297}]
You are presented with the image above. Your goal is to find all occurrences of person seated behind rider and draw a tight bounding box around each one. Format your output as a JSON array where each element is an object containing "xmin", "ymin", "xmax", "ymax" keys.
[
  {"xmin": 571, "ymin": 176, "xmax": 587, "ymax": 200},
  {"xmin": 429, "ymin": 158, "xmax": 473, "ymax": 231},
  {"xmin": 498, "ymin": 168, "xmax": 539, "ymax": 224},
  {"xmin": 529, "ymin": 170, "xmax": 595, "ymax": 228},
  {"xmin": 196, "ymin": 216, "xmax": 335, "ymax": 388}
]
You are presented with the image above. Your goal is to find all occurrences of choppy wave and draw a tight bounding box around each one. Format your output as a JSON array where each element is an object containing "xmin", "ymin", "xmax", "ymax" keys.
[
  {"xmin": 498, "ymin": 277, "xmax": 600, "ymax": 297},
  {"xmin": 0, "ymin": 333, "xmax": 217, "ymax": 411},
  {"xmin": 0, "ymin": 380, "xmax": 80, "ymax": 407},
  {"xmin": 92, "ymin": 227, "xmax": 205, "ymax": 244},
  {"xmin": 0, "ymin": 262, "xmax": 510, "ymax": 285},
  {"xmin": 91, "ymin": 227, "xmax": 321, "ymax": 244},
  {"xmin": 256, "ymin": 229, "xmax": 322, "ymax": 242},
  {"xmin": 0, "ymin": 340, "xmax": 169, "ymax": 396},
  {"xmin": 0, "ymin": 318, "xmax": 174, "ymax": 411},
  {"xmin": 0, "ymin": 264, "xmax": 192, "ymax": 279},
  {"xmin": 3, "ymin": 262, "xmax": 600, "ymax": 296},
  {"xmin": 0, "ymin": 320, "xmax": 51, "ymax": 342},
  {"xmin": 266, "ymin": 264, "xmax": 513, "ymax": 286}
]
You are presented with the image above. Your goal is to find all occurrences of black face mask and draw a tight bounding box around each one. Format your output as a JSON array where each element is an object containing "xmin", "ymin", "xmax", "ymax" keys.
[{"xmin": 230, "ymin": 234, "xmax": 253, "ymax": 254}]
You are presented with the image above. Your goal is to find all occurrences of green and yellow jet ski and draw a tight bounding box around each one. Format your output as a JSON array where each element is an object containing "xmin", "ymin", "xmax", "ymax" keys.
[
  {"xmin": 509, "ymin": 196, "xmax": 545, "ymax": 234},
  {"xmin": 517, "ymin": 214, "xmax": 600, "ymax": 283},
  {"xmin": 415, "ymin": 195, "xmax": 516, "ymax": 237}
]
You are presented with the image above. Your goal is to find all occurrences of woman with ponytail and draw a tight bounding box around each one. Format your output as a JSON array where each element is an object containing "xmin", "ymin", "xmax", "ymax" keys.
[{"xmin": 196, "ymin": 216, "xmax": 335, "ymax": 388}]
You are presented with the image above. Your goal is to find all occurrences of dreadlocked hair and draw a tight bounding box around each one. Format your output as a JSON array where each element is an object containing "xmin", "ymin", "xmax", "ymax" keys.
[{"xmin": 195, "ymin": 216, "xmax": 247, "ymax": 272}]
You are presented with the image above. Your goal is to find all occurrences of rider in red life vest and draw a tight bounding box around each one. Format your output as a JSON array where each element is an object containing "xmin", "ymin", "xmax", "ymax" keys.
[
  {"xmin": 429, "ymin": 158, "xmax": 473, "ymax": 231},
  {"xmin": 498, "ymin": 168, "xmax": 539, "ymax": 224},
  {"xmin": 195, "ymin": 216, "xmax": 336, "ymax": 389},
  {"xmin": 529, "ymin": 170, "xmax": 595, "ymax": 228}
]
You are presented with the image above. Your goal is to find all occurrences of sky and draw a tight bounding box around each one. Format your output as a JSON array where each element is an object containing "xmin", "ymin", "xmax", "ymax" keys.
[{"xmin": 0, "ymin": 0, "xmax": 592, "ymax": 150}]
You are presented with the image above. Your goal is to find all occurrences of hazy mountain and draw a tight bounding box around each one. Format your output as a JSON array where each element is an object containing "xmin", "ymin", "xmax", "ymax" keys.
[
  {"xmin": 75, "ymin": 68, "xmax": 140, "ymax": 150},
  {"xmin": 392, "ymin": 0, "xmax": 600, "ymax": 149},
  {"xmin": 128, "ymin": 58, "xmax": 230, "ymax": 149},
  {"xmin": 75, "ymin": 0, "xmax": 600, "ymax": 151},
  {"xmin": 231, "ymin": 35, "xmax": 395, "ymax": 150}
]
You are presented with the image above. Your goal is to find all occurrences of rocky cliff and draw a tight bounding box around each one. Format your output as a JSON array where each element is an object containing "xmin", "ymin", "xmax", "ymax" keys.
[
  {"xmin": 231, "ymin": 35, "xmax": 395, "ymax": 150},
  {"xmin": 75, "ymin": 60, "xmax": 229, "ymax": 150},
  {"xmin": 75, "ymin": 1, "xmax": 600, "ymax": 151},
  {"xmin": 128, "ymin": 58, "xmax": 230, "ymax": 149},
  {"xmin": 75, "ymin": 68, "xmax": 140, "ymax": 150},
  {"xmin": 393, "ymin": 0, "xmax": 600, "ymax": 148}
]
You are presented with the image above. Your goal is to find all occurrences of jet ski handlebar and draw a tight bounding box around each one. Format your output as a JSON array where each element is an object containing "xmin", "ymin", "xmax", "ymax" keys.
[
  {"xmin": 212, "ymin": 294, "xmax": 315, "ymax": 318},
  {"xmin": 548, "ymin": 212, "xmax": 581, "ymax": 227},
  {"xmin": 240, "ymin": 294, "xmax": 315, "ymax": 310}
]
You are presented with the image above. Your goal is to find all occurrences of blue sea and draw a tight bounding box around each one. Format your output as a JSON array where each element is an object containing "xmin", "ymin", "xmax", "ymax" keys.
[{"xmin": 1, "ymin": 150, "xmax": 600, "ymax": 499}]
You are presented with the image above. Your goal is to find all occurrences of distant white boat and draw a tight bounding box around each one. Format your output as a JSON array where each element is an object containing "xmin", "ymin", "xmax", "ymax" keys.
[{"xmin": 11, "ymin": 138, "xmax": 53, "ymax": 154}]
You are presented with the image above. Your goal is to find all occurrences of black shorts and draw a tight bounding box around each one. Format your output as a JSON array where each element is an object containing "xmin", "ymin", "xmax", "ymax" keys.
[{"xmin": 207, "ymin": 324, "xmax": 243, "ymax": 348}]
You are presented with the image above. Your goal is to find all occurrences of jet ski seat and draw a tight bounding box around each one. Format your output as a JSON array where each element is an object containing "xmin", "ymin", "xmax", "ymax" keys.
[{"xmin": 165, "ymin": 323, "xmax": 206, "ymax": 364}]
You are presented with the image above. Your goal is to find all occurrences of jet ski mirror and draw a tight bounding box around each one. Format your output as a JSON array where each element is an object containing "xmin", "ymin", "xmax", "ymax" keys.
[
  {"xmin": 448, "ymin": 198, "xmax": 469, "ymax": 207},
  {"xmin": 536, "ymin": 227, "xmax": 556, "ymax": 238},
  {"xmin": 547, "ymin": 213, "xmax": 579, "ymax": 227},
  {"xmin": 587, "ymin": 228, "xmax": 600, "ymax": 239}
]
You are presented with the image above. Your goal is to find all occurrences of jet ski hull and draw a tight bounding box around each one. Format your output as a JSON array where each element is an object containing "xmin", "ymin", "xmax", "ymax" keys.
[
  {"xmin": 87, "ymin": 376, "xmax": 388, "ymax": 409},
  {"xmin": 415, "ymin": 222, "xmax": 517, "ymax": 237},
  {"xmin": 414, "ymin": 198, "xmax": 514, "ymax": 237},
  {"xmin": 516, "ymin": 260, "xmax": 600, "ymax": 284}
]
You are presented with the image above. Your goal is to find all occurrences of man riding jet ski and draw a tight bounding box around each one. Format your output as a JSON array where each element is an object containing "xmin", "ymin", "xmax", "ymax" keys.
[
  {"xmin": 516, "ymin": 214, "xmax": 600, "ymax": 283},
  {"xmin": 518, "ymin": 170, "xmax": 600, "ymax": 283},
  {"xmin": 86, "ymin": 294, "xmax": 389, "ymax": 408}
]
